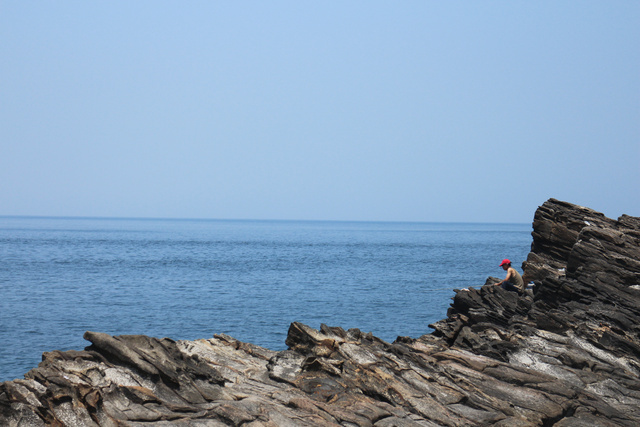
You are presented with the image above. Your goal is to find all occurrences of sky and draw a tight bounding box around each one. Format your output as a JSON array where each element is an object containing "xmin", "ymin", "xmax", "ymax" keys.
[{"xmin": 1, "ymin": 2, "xmax": 638, "ymax": 223}]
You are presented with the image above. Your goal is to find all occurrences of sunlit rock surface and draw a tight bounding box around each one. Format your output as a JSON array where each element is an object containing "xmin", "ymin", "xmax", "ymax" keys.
[{"xmin": 2, "ymin": 198, "xmax": 639, "ymax": 426}]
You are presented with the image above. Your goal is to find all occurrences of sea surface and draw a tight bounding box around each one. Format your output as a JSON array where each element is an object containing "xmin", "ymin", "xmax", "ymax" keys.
[{"xmin": 0, "ymin": 217, "xmax": 531, "ymax": 382}]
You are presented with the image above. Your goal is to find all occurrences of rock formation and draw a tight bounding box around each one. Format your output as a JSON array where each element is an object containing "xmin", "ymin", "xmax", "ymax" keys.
[{"xmin": 1, "ymin": 198, "xmax": 639, "ymax": 426}]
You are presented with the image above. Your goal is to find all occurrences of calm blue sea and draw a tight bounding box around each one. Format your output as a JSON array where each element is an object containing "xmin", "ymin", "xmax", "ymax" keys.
[{"xmin": 0, "ymin": 217, "xmax": 531, "ymax": 382}]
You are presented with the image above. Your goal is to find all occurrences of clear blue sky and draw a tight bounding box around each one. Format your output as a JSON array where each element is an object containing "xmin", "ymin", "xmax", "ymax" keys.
[{"xmin": 1, "ymin": 2, "xmax": 638, "ymax": 223}]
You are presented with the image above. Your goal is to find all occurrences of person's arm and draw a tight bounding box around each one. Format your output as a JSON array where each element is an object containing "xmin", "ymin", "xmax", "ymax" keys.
[{"xmin": 495, "ymin": 268, "xmax": 514, "ymax": 286}]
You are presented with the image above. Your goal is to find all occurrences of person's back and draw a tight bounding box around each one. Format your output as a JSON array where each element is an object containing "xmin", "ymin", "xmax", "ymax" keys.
[{"xmin": 507, "ymin": 267, "xmax": 524, "ymax": 293}]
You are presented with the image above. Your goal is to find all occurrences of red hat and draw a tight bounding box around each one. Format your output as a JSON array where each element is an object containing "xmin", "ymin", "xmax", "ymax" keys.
[{"xmin": 499, "ymin": 259, "xmax": 511, "ymax": 267}]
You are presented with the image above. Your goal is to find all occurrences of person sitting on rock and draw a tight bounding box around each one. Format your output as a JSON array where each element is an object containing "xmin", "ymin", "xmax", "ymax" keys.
[{"xmin": 495, "ymin": 259, "xmax": 524, "ymax": 293}]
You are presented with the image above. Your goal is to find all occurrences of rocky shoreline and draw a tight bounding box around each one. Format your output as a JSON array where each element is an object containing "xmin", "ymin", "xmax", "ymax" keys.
[{"xmin": 2, "ymin": 199, "xmax": 639, "ymax": 426}]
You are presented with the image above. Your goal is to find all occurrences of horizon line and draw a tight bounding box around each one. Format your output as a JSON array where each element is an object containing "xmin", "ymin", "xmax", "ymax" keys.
[{"xmin": 0, "ymin": 214, "xmax": 530, "ymax": 226}]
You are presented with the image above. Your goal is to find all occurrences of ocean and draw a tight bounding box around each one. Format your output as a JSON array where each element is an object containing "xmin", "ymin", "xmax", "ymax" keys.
[{"xmin": 0, "ymin": 217, "xmax": 531, "ymax": 382}]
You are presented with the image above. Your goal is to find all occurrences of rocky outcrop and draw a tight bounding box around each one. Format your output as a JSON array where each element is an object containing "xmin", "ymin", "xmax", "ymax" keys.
[{"xmin": 1, "ymin": 199, "xmax": 639, "ymax": 426}]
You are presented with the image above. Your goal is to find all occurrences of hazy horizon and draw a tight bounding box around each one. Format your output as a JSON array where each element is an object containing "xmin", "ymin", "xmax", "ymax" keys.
[{"xmin": 1, "ymin": 213, "xmax": 535, "ymax": 225}]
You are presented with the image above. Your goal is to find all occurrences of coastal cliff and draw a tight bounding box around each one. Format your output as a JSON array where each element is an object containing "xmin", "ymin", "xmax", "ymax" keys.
[{"xmin": 1, "ymin": 199, "xmax": 639, "ymax": 426}]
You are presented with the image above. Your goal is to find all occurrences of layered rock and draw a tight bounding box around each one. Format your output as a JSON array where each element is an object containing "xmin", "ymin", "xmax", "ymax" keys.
[{"xmin": 1, "ymin": 199, "xmax": 639, "ymax": 426}]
